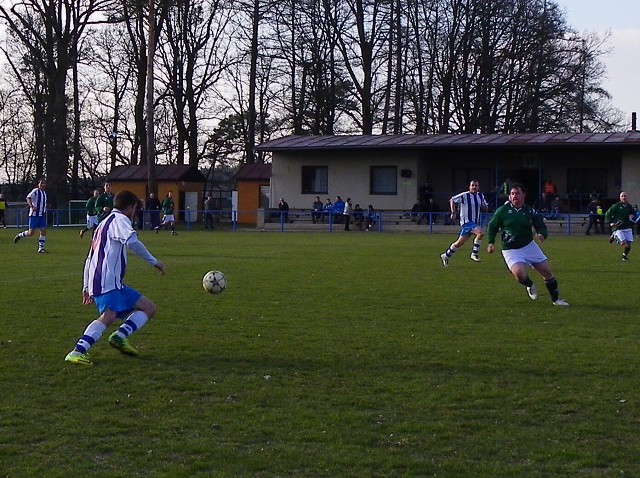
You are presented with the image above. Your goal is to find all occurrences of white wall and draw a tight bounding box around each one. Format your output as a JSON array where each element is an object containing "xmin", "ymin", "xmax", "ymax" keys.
[
  {"xmin": 271, "ymin": 151, "xmax": 420, "ymax": 210},
  {"xmin": 621, "ymin": 149, "xmax": 640, "ymax": 203}
]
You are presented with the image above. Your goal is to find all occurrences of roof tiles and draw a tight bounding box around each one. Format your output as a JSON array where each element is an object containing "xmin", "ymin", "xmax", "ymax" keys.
[{"xmin": 256, "ymin": 132, "xmax": 640, "ymax": 152}]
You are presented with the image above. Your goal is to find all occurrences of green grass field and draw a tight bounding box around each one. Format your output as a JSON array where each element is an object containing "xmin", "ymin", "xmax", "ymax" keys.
[{"xmin": 1, "ymin": 227, "xmax": 639, "ymax": 477}]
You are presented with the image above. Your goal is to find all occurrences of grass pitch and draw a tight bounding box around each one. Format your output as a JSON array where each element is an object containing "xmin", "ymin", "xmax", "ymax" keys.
[{"xmin": 1, "ymin": 227, "xmax": 639, "ymax": 477}]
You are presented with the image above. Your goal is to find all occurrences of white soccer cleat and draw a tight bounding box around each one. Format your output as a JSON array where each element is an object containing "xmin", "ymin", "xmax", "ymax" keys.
[
  {"xmin": 470, "ymin": 254, "xmax": 481, "ymax": 262},
  {"xmin": 440, "ymin": 253, "xmax": 449, "ymax": 267},
  {"xmin": 526, "ymin": 284, "xmax": 538, "ymax": 300},
  {"xmin": 553, "ymin": 298, "xmax": 570, "ymax": 306}
]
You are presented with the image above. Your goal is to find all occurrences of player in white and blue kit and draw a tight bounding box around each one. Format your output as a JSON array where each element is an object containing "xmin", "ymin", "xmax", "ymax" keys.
[
  {"xmin": 65, "ymin": 190, "xmax": 166, "ymax": 366},
  {"xmin": 441, "ymin": 180, "xmax": 489, "ymax": 266},
  {"xmin": 14, "ymin": 178, "xmax": 48, "ymax": 253}
]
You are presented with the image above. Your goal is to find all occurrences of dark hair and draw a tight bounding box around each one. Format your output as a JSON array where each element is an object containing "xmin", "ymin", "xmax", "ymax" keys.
[
  {"xmin": 114, "ymin": 190, "xmax": 139, "ymax": 210},
  {"xmin": 510, "ymin": 182, "xmax": 526, "ymax": 193}
]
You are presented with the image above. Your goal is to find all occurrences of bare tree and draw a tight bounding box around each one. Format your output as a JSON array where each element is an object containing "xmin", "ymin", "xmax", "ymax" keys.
[
  {"xmin": 157, "ymin": 0, "xmax": 233, "ymax": 166},
  {"xmin": 0, "ymin": 0, "xmax": 113, "ymax": 205}
]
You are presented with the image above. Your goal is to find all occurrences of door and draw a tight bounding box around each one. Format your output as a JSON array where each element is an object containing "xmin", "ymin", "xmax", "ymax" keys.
[{"xmin": 184, "ymin": 191, "xmax": 199, "ymax": 222}]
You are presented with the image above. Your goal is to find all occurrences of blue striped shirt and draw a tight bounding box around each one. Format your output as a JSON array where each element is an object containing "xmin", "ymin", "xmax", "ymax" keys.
[
  {"xmin": 451, "ymin": 191, "xmax": 487, "ymax": 225},
  {"xmin": 26, "ymin": 187, "xmax": 47, "ymax": 217}
]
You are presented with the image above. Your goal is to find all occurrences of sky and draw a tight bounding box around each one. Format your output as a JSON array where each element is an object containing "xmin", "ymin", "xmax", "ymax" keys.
[{"xmin": 555, "ymin": 0, "xmax": 640, "ymax": 129}]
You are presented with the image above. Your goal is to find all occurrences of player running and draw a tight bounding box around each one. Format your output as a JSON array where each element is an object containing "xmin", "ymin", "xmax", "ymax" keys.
[
  {"xmin": 14, "ymin": 178, "xmax": 48, "ymax": 253},
  {"xmin": 486, "ymin": 183, "xmax": 569, "ymax": 306},
  {"xmin": 441, "ymin": 180, "xmax": 489, "ymax": 266},
  {"xmin": 604, "ymin": 191, "xmax": 635, "ymax": 261}
]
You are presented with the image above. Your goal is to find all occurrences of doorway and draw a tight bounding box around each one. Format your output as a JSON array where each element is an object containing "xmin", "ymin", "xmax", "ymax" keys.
[{"xmin": 501, "ymin": 169, "xmax": 541, "ymax": 207}]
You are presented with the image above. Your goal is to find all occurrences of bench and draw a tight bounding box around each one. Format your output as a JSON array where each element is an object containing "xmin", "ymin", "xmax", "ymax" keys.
[{"xmin": 542, "ymin": 213, "xmax": 593, "ymax": 235}]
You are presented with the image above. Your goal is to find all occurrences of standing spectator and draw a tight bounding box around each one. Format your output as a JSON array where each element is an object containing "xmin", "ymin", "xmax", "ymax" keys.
[
  {"xmin": 14, "ymin": 178, "xmax": 48, "ymax": 253},
  {"xmin": 278, "ymin": 197, "xmax": 289, "ymax": 223},
  {"xmin": 486, "ymin": 183, "xmax": 569, "ymax": 306},
  {"xmin": 323, "ymin": 198, "xmax": 333, "ymax": 223},
  {"xmin": 605, "ymin": 191, "xmax": 635, "ymax": 261},
  {"xmin": 498, "ymin": 177, "xmax": 511, "ymax": 201},
  {"xmin": 64, "ymin": 190, "xmax": 165, "ymax": 366},
  {"xmin": 343, "ymin": 197, "xmax": 352, "ymax": 231},
  {"xmin": 95, "ymin": 181, "xmax": 115, "ymax": 222},
  {"xmin": 155, "ymin": 191, "xmax": 177, "ymax": 235},
  {"xmin": 0, "ymin": 192, "xmax": 6, "ymax": 228},
  {"xmin": 204, "ymin": 195, "xmax": 215, "ymax": 230},
  {"xmin": 543, "ymin": 178, "xmax": 557, "ymax": 212},
  {"xmin": 333, "ymin": 196, "xmax": 344, "ymax": 223},
  {"xmin": 311, "ymin": 196, "xmax": 323, "ymax": 224},
  {"xmin": 79, "ymin": 189, "xmax": 100, "ymax": 238},
  {"xmin": 146, "ymin": 193, "xmax": 161, "ymax": 230},
  {"xmin": 135, "ymin": 198, "xmax": 144, "ymax": 229},
  {"xmin": 419, "ymin": 181, "xmax": 434, "ymax": 205},
  {"xmin": 441, "ymin": 180, "xmax": 489, "ymax": 266},
  {"xmin": 585, "ymin": 195, "xmax": 603, "ymax": 235}
]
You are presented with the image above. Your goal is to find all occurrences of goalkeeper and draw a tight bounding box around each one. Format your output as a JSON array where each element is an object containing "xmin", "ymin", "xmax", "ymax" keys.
[{"xmin": 604, "ymin": 191, "xmax": 635, "ymax": 261}]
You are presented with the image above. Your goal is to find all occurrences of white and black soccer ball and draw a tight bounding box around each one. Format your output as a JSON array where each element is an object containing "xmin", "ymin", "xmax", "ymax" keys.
[{"xmin": 202, "ymin": 270, "xmax": 226, "ymax": 294}]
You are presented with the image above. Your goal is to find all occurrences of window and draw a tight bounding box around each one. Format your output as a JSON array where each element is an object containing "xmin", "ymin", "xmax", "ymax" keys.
[
  {"xmin": 301, "ymin": 166, "xmax": 328, "ymax": 194},
  {"xmin": 370, "ymin": 166, "xmax": 397, "ymax": 195}
]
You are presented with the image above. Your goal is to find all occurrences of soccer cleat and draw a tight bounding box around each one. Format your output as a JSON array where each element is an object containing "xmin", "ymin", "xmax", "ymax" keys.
[
  {"xmin": 470, "ymin": 254, "xmax": 481, "ymax": 262},
  {"xmin": 622, "ymin": 254, "xmax": 629, "ymax": 261},
  {"xmin": 79, "ymin": 229, "xmax": 85, "ymax": 238},
  {"xmin": 609, "ymin": 235, "xmax": 614, "ymax": 244},
  {"xmin": 440, "ymin": 253, "xmax": 449, "ymax": 268},
  {"xmin": 155, "ymin": 227, "xmax": 159, "ymax": 234},
  {"xmin": 171, "ymin": 231, "xmax": 178, "ymax": 235},
  {"xmin": 109, "ymin": 332, "xmax": 139, "ymax": 356},
  {"xmin": 526, "ymin": 284, "xmax": 538, "ymax": 300},
  {"xmin": 552, "ymin": 298, "xmax": 570, "ymax": 307},
  {"xmin": 65, "ymin": 351, "xmax": 93, "ymax": 366},
  {"xmin": 13, "ymin": 234, "xmax": 21, "ymax": 244},
  {"xmin": 38, "ymin": 248, "xmax": 48, "ymax": 254}
]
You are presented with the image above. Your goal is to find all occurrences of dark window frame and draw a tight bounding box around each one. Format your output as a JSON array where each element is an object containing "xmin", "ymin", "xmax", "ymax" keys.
[
  {"xmin": 370, "ymin": 166, "xmax": 398, "ymax": 195},
  {"xmin": 301, "ymin": 166, "xmax": 329, "ymax": 194}
]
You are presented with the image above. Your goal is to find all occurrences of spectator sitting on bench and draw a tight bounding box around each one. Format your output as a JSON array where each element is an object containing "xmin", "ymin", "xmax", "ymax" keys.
[
  {"xmin": 333, "ymin": 196, "xmax": 344, "ymax": 224},
  {"xmin": 311, "ymin": 196, "xmax": 323, "ymax": 223},
  {"xmin": 548, "ymin": 196, "xmax": 562, "ymax": 220},
  {"xmin": 407, "ymin": 198, "xmax": 426, "ymax": 224},
  {"xmin": 366, "ymin": 204, "xmax": 376, "ymax": 230},
  {"xmin": 426, "ymin": 197, "xmax": 440, "ymax": 225},
  {"xmin": 354, "ymin": 204, "xmax": 365, "ymax": 230},
  {"xmin": 322, "ymin": 198, "xmax": 332, "ymax": 222}
]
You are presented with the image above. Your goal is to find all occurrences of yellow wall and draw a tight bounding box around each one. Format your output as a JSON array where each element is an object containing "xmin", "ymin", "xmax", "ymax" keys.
[
  {"xmin": 109, "ymin": 181, "xmax": 203, "ymax": 220},
  {"xmin": 237, "ymin": 180, "xmax": 268, "ymax": 224}
]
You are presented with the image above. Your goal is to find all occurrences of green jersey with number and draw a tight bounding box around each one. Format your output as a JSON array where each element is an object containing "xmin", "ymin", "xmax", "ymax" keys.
[{"xmin": 487, "ymin": 203, "xmax": 548, "ymax": 250}]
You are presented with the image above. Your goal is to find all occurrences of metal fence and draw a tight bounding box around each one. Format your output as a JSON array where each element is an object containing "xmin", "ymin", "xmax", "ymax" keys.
[{"xmin": 4, "ymin": 207, "xmax": 604, "ymax": 237}]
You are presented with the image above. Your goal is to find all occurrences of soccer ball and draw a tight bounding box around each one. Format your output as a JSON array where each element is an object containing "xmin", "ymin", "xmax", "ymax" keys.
[{"xmin": 202, "ymin": 270, "xmax": 226, "ymax": 294}]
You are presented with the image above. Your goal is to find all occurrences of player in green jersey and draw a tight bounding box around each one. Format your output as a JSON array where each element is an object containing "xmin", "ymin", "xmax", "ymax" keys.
[
  {"xmin": 95, "ymin": 181, "xmax": 114, "ymax": 222},
  {"xmin": 155, "ymin": 191, "xmax": 177, "ymax": 235},
  {"xmin": 604, "ymin": 191, "xmax": 635, "ymax": 261},
  {"xmin": 79, "ymin": 189, "xmax": 100, "ymax": 238},
  {"xmin": 487, "ymin": 183, "xmax": 569, "ymax": 306}
]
